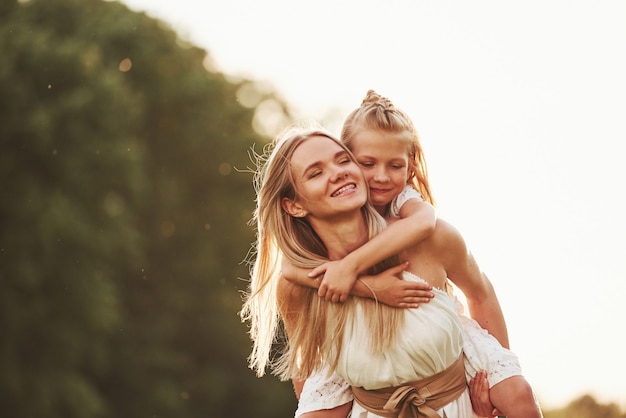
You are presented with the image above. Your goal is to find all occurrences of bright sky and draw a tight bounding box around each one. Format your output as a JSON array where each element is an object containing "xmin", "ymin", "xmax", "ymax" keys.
[{"xmin": 120, "ymin": 0, "xmax": 626, "ymax": 410}]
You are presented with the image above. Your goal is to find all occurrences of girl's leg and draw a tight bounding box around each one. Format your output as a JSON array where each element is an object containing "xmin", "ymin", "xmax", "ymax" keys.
[{"xmin": 490, "ymin": 376, "xmax": 543, "ymax": 418}]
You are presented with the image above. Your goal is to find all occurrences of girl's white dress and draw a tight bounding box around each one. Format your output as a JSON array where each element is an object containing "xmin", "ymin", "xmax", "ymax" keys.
[{"xmin": 295, "ymin": 186, "xmax": 522, "ymax": 417}]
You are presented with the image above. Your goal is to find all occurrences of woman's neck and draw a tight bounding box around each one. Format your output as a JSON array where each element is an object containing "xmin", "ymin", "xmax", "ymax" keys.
[{"xmin": 308, "ymin": 213, "xmax": 368, "ymax": 260}]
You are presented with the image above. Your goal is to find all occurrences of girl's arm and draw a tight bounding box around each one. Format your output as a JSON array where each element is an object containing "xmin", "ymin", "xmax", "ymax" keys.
[
  {"xmin": 315, "ymin": 199, "xmax": 436, "ymax": 302},
  {"xmin": 282, "ymin": 259, "xmax": 433, "ymax": 308}
]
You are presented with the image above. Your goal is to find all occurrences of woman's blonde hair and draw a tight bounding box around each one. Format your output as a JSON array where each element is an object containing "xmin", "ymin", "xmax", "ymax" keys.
[
  {"xmin": 341, "ymin": 89, "xmax": 435, "ymax": 208},
  {"xmin": 240, "ymin": 122, "xmax": 403, "ymax": 380}
]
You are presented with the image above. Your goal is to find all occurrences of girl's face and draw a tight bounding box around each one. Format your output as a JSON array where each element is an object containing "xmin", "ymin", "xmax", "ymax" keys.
[
  {"xmin": 285, "ymin": 135, "xmax": 368, "ymax": 221},
  {"xmin": 349, "ymin": 129, "xmax": 411, "ymax": 213}
]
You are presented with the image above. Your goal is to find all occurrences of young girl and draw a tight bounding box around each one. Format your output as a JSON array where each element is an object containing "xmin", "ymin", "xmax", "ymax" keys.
[{"xmin": 284, "ymin": 91, "xmax": 543, "ymax": 417}]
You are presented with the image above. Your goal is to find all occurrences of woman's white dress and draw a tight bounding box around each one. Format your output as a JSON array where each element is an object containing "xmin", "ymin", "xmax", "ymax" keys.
[{"xmin": 297, "ymin": 272, "xmax": 478, "ymax": 417}]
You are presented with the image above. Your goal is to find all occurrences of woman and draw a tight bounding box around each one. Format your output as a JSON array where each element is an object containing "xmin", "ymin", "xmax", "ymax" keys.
[
  {"xmin": 241, "ymin": 126, "xmax": 503, "ymax": 417},
  {"xmin": 291, "ymin": 91, "xmax": 541, "ymax": 418}
]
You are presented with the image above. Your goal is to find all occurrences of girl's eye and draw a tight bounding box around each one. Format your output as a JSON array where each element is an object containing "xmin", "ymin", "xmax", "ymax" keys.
[
  {"xmin": 391, "ymin": 165, "xmax": 404, "ymax": 170},
  {"xmin": 359, "ymin": 161, "xmax": 374, "ymax": 168},
  {"xmin": 309, "ymin": 170, "xmax": 322, "ymax": 178},
  {"xmin": 339, "ymin": 157, "xmax": 351, "ymax": 165}
]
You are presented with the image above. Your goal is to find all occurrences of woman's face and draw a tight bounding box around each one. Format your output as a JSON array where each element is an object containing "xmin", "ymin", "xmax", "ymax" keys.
[
  {"xmin": 349, "ymin": 129, "xmax": 411, "ymax": 213},
  {"xmin": 287, "ymin": 135, "xmax": 368, "ymax": 220}
]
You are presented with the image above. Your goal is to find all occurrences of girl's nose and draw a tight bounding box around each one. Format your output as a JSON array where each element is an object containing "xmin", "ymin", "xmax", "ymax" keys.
[{"xmin": 373, "ymin": 168, "xmax": 389, "ymax": 182}]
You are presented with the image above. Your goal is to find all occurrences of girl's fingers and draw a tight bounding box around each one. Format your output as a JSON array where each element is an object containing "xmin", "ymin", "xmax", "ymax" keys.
[{"xmin": 308, "ymin": 264, "xmax": 328, "ymax": 278}]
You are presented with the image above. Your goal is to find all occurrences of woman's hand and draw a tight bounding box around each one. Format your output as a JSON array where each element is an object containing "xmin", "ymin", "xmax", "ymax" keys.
[
  {"xmin": 469, "ymin": 371, "xmax": 501, "ymax": 417},
  {"xmin": 358, "ymin": 262, "xmax": 434, "ymax": 308}
]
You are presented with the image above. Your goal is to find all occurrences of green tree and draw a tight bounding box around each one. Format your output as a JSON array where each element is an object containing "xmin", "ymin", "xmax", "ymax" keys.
[
  {"xmin": 543, "ymin": 395, "xmax": 626, "ymax": 418},
  {"xmin": 0, "ymin": 0, "xmax": 293, "ymax": 417}
]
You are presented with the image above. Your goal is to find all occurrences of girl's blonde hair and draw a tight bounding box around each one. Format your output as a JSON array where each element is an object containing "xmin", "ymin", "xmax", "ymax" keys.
[
  {"xmin": 341, "ymin": 89, "xmax": 435, "ymax": 208},
  {"xmin": 240, "ymin": 123, "xmax": 403, "ymax": 380}
]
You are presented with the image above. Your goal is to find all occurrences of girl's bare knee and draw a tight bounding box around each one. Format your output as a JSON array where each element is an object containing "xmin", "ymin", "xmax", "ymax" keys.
[{"xmin": 491, "ymin": 376, "xmax": 543, "ymax": 418}]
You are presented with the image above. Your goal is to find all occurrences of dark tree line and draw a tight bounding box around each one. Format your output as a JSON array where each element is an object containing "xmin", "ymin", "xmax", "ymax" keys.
[
  {"xmin": 1, "ymin": 0, "xmax": 293, "ymax": 416},
  {"xmin": 0, "ymin": 0, "xmax": 623, "ymax": 417}
]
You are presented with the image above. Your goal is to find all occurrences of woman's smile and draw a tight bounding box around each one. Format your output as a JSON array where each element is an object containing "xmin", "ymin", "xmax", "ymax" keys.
[{"xmin": 289, "ymin": 135, "xmax": 367, "ymax": 219}]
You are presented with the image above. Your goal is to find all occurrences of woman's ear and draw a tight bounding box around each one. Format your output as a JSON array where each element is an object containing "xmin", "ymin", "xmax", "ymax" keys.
[{"xmin": 282, "ymin": 197, "xmax": 307, "ymax": 218}]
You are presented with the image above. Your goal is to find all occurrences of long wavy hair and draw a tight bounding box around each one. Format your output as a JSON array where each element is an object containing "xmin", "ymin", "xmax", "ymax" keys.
[
  {"xmin": 240, "ymin": 123, "xmax": 403, "ymax": 380},
  {"xmin": 341, "ymin": 89, "xmax": 435, "ymax": 209}
]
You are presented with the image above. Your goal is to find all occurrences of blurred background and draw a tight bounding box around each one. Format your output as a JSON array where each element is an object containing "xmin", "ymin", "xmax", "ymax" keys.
[{"xmin": 1, "ymin": 0, "xmax": 625, "ymax": 417}]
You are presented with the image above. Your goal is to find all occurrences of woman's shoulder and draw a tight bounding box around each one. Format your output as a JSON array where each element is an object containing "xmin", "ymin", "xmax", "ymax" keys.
[
  {"xmin": 429, "ymin": 219, "xmax": 469, "ymax": 258},
  {"xmin": 431, "ymin": 218, "xmax": 463, "ymax": 241}
]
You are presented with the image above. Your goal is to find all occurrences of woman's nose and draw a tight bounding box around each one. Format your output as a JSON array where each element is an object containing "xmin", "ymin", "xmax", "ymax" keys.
[{"xmin": 331, "ymin": 165, "xmax": 349, "ymax": 181}]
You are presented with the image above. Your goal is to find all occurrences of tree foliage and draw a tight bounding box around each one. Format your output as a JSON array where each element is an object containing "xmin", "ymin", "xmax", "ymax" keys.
[
  {"xmin": 0, "ymin": 0, "xmax": 293, "ymax": 417},
  {"xmin": 543, "ymin": 395, "xmax": 626, "ymax": 418}
]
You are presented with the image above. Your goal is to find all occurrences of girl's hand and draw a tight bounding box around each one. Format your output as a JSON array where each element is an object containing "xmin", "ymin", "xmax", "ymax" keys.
[
  {"xmin": 360, "ymin": 262, "xmax": 434, "ymax": 308},
  {"xmin": 310, "ymin": 259, "xmax": 359, "ymax": 303}
]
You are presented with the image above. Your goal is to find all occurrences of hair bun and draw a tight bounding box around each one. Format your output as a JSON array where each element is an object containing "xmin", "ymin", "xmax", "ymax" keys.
[{"xmin": 362, "ymin": 89, "xmax": 394, "ymax": 110}]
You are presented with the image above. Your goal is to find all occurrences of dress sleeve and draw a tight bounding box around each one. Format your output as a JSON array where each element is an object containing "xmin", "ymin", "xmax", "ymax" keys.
[
  {"xmin": 294, "ymin": 366, "xmax": 353, "ymax": 417},
  {"xmin": 388, "ymin": 186, "xmax": 423, "ymax": 218}
]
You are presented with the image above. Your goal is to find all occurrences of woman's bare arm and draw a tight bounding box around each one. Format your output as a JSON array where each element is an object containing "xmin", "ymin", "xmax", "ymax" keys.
[{"xmin": 434, "ymin": 219, "xmax": 510, "ymax": 348}]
